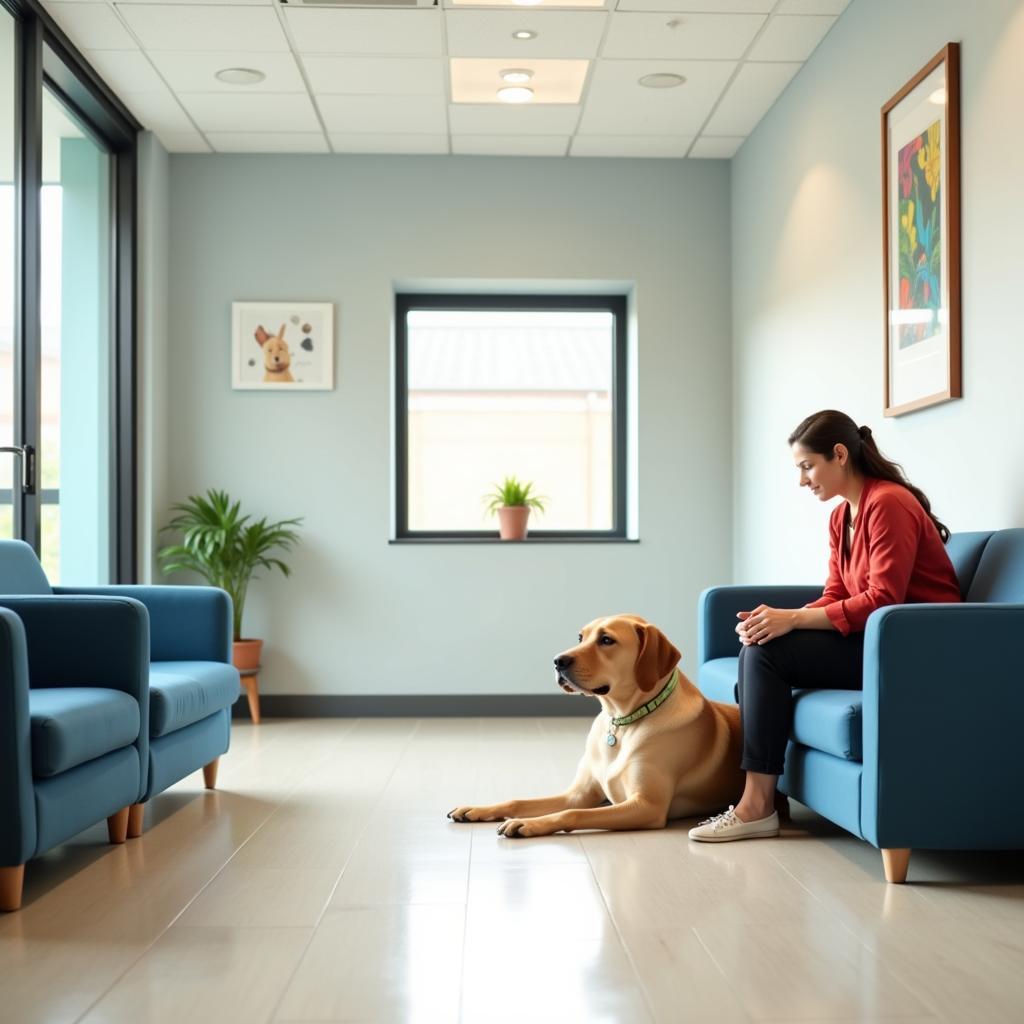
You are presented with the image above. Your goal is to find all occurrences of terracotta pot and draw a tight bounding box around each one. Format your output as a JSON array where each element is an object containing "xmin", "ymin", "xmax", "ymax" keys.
[
  {"xmin": 232, "ymin": 638, "xmax": 263, "ymax": 671},
  {"xmin": 497, "ymin": 506, "xmax": 530, "ymax": 541}
]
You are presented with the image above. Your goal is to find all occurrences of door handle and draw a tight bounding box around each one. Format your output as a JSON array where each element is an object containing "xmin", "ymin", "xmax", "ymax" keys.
[{"xmin": 0, "ymin": 445, "xmax": 36, "ymax": 495}]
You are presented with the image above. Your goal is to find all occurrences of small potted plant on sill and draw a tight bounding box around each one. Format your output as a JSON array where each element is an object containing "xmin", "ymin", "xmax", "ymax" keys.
[
  {"xmin": 157, "ymin": 489, "xmax": 302, "ymax": 671},
  {"xmin": 484, "ymin": 476, "xmax": 547, "ymax": 541}
]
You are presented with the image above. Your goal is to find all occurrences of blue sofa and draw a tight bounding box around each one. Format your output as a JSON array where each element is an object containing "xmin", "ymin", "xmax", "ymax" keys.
[
  {"xmin": 1, "ymin": 540, "xmax": 240, "ymax": 909},
  {"xmin": 697, "ymin": 528, "xmax": 1024, "ymax": 883},
  {"xmin": 0, "ymin": 598, "xmax": 148, "ymax": 911}
]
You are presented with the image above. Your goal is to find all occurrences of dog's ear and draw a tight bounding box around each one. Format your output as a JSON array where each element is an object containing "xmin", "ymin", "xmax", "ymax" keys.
[
  {"xmin": 254, "ymin": 326, "xmax": 269, "ymax": 347},
  {"xmin": 633, "ymin": 624, "xmax": 681, "ymax": 692},
  {"xmin": 278, "ymin": 323, "xmax": 287, "ymax": 339}
]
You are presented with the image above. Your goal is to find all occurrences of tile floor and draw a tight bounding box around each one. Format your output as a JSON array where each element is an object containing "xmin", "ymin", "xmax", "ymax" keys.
[{"xmin": 2, "ymin": 717, "xmax": 1023, "ymax": 1023}]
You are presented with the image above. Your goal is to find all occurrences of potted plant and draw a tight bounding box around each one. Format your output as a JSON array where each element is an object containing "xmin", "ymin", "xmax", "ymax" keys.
[
  {"xmin": 483, "ymin": 476, "xmax": 547, "ymax": 541},
  {"xmin": 157, "ymin": 489, "xmax": 302, "ymax": 670}
]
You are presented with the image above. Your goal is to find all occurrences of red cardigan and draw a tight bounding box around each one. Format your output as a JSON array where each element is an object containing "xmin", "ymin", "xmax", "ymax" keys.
[{"xmin": 805, "ymin": 477, "xmax": 961, "ymax": 635}]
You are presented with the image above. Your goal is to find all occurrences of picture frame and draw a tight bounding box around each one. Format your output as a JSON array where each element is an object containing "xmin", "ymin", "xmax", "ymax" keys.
[
  {"xmin": 231, "ymin": 301, "xmax": 334, "ymax": 391},
  {"xmin": 881, "ymin": 42, "xmax": 961, "ymax": 417}
]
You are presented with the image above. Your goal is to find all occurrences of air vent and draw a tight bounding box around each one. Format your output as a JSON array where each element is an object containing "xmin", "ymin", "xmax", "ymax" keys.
[{"xmin": 282, "ymin": 0, "xmax": 438, "ymax": 8}]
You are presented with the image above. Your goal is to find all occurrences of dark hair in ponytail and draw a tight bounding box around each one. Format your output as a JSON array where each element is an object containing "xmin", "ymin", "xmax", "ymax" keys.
[{"xmin": 787, "ymin": 409, "xmax": 950, "ymax": 542}]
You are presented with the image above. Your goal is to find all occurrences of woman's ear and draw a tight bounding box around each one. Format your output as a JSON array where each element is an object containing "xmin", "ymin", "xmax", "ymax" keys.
[
  {"xmin": 633, "ymin": 625, "xmax": 681, "ymax": 693},
  {"xmin": 834, "ymin": 442, "xmax": 848, "ymax": 466}
]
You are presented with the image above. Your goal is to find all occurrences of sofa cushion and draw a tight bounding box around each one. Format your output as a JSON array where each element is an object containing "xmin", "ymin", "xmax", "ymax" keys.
[
  {"xmin": 965, "ymin": 528, "xmax": 1024, "ymax": 603},
  {"xmin": 697, "ymin": 657, "xmax": 739, "ymax": 704},
  {"xmin": 29, "ymin": 687, "xmax": 140, "ymax": 777},
  {"xmin": 150, "ymin": 661, "xmax": 241, "ymax": 738},
  {"xmin": 791, "ymin": 689, "xmax": 862, "ymax": 762}
]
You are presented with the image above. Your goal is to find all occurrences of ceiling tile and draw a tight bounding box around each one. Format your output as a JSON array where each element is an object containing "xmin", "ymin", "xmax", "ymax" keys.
[
  {"xmin": 328, "ymin": 133, "xmax": 449, "ymax": 154},
  {"xmin": 451, "ymin": 135, "xmax": 568, "ymax": 156},
  {"xmin": 83, "ymin": 50, "xmax": 165, "ymax": 92},
  {"xmin": 154, "ymin": 131, "xmax": 210, "ymax": 153},
  {"xmin": 47, "ymin": 4, "xmax": 137, "ymax": 49},
  {"xmin": 286, "ymin": 9, "xmax": 442, "ymax": 55},
  {"xmin": 120, "ymin": 90, "xmax": 194, "ymax": 131},
  {"xmin": 207, "ymin": 132, "xmax": 329, "ymax": 153},
  {"xmin": 114, "ymin": 4, "xmax": 289, "ymax": 51},
  {"xmin": 178, "ymin": 92, "xmax": 320, "ymax": 131},
  {"xmin": 303, "ymin": 56, "xmax": 444, "ymax": 96},
  {"xmin": 448, "ymin": 103, "xmax": 580, "ymax": 135},
  {"xmin": 703, "ymin": 61, "xmax": 800, "ymax": 135},
  {"xmin": 318, "ymin": 94, "xmax": 447, "ymax": 134},
  {"xmin": 747, "ymin": 14, "xmax": 835, "ymax": 61},
  {"xmin": 602, "ymin": 12, "xmax": 765, "ymax": 60},
  {"xmin": 449, "ymin": 0, "xmax": 602, "ymax": 6},
  {"xmin": 615, "ymin": 0, "xmax": 772, "ymax": 10},
  {"xmin": 445, "ymin": 11, "xmax": 607, "ymax": 59},
  {"xmin": 570, "ymin": 134, "xmax": 694, "ymax": 157},
  {"xmin": 777, "ymin": 0, "xmax": 849, "ymax": 13},
  {"xmin": 149, "ymin": 51, "xmax": 306, "ymax": 93},
  {"xmin": 450, "ymin": 58, "xmax": 588, "ymax": 104},
  {"xmin": 578, "ymin": 59, "xmax": 734, "ymax": 135},
  {"xmin": 689, "ymin": 135, "xmax": 744, "ymax": 157}
]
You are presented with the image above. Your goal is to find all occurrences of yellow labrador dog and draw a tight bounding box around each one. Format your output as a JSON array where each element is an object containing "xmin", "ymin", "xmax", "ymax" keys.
[{"xmin": 447, "ymin": 615, "xmax": 747, "ymax": 838}]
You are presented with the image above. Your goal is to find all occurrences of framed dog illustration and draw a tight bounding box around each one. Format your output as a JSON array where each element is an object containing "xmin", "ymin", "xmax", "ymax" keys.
[{"xmin": 231, "ymin": 302, "xmax": 334, "ymax": 390}]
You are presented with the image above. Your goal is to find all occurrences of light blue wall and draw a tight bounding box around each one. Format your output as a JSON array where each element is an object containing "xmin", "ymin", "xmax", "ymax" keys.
[
  {"xmin": 732, "ymin": 0, "xmax": 1024, "ymax": 585},
  {"xmin": 165, "ymin": 154, "xmax": 733, "ymax": 696}
]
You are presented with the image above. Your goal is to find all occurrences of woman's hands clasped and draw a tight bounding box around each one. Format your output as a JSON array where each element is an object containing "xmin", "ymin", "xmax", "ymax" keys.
[{"xmin": 736, "ymin": 605, "xmax": 798, "ymax": 646}]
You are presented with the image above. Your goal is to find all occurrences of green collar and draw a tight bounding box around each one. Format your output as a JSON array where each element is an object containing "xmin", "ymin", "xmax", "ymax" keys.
[{"xmin": 610, "ymin": 669, "xmax": 678, "ymax": 727}]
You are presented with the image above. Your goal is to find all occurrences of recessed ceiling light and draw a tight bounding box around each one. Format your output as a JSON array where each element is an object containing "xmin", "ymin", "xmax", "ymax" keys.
[
  {"xmin": 500, "ymin": 68, "xmax": 534, "ymax": 84},
  {"xmin": 214, "ymin": 67, "xmax": 266, "ymax": 86},
  {"xmin": 497, "ymin": 86, "xmax": 534, "ymax": 104},
  {"xmin": 638, "ymin": 73, "xmax": 686, "ymax": 89},
  {"xmin": 512, "ymin": 29, "xmax": 538, "ymax": 40},
  {"xmin": 512, "ymin": 0, "xmax": 543, "ymax": 5}
]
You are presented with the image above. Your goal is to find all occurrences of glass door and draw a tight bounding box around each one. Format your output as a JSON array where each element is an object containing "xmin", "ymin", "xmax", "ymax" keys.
[
  {"xmin": 1, "ymin": 10, "xmax": 15, "ymax": 542},
  {"xmin": 39, "ymin": 86, "xmax": 113, "ymax": 584}
]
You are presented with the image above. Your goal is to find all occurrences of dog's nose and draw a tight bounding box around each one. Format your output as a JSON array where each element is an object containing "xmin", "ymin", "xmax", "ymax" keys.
[{"xmin": 554, "ymin": 654, "xmax": 575, "ymax": 670}]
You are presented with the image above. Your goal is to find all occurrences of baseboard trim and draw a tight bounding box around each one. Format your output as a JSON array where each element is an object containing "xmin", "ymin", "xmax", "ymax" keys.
[{"xmin": 232, "ymin": 694, "xmax": 595, "ymax": 718}]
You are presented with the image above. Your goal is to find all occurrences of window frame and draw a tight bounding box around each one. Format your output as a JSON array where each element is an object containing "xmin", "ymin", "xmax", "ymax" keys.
[
  {"xmin": 394, "ymin": 292, "xmax": 629, "ymax": 542},
  {"xmin": 4, "ymin": 0, "xmax": 140, "ymax": 581}
]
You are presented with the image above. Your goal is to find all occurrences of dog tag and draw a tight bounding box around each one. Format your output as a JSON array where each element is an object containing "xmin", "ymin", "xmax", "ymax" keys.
[{"xmin": 606, "ymin": 733, "xmax": 617, "ymax": 747}]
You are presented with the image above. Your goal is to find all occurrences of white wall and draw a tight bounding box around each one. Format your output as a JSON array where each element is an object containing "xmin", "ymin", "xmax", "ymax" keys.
[
  {"xmin": 732, "ymin": 0, "xmax": 1024, "ymax": 585},
  {"xmin": 165, "ymin": 154, "xmax": 733, "ymax": 696}
]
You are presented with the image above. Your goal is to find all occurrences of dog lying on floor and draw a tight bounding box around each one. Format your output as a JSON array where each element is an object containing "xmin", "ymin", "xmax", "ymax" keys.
[{"xmin": 448, "ymin": 614, "xmax": 760, "ymax": 838}]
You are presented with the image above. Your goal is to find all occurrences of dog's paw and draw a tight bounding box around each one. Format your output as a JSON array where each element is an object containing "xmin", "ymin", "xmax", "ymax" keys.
[
  {"xmin": 447, "ymin": 805, "xmax": 503, "ymax": 823},
  {"xmin": 497, "ymin": 818, "xmax": 553, "ymax": 839}
]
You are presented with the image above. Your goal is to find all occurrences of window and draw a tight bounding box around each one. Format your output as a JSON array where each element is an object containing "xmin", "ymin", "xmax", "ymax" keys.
[{"xmin": 395, "ymin": 294, "xmax": 628, "ymax": 540}]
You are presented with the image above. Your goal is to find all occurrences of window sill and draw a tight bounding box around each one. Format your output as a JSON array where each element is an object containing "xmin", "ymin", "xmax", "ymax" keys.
[{"xmin": 390, "ymin": 536, "xmax": 639, "ymax": 544}]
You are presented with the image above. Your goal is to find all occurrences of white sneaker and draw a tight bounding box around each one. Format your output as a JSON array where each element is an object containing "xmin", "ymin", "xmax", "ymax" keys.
[{"xmin": 688, "ymin": 805, "xmax": 779, "ymax": 843}]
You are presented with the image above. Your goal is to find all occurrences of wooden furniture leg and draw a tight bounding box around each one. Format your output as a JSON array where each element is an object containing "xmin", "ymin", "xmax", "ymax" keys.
[
  {"xmin": 107, "ymin": 807, "xmax": 130, "ymax": 844},
  {"xmin": 881, "ymin": 847, "xmax": 911, "ymax": 884},
  {"xmin": 0, "ymin": 865, "xmax": 25, "ymax": 912},
  {"xmin": 203, "ymin": 757, "xmax": 220, "ymax": 790},
  {"xmin": 127, "ymin": 802, "xmax": 145, "ymax": 838},
  {"xmin": 241, "ymin": 672, "xmax": 261, "ymax": 724}
]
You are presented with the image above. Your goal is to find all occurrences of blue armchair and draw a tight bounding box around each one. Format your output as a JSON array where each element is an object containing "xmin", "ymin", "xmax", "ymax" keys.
[
  {"xmin": 0, "ymin": 597, "xmax": 148, "ymax": 911},
  {"xmin": 697, "ymin": 529, "xmax": 1024, "ymax": 883},
  {"xmin": 1, "ymin": 540, "xmax": 240, "ymax": 907}
]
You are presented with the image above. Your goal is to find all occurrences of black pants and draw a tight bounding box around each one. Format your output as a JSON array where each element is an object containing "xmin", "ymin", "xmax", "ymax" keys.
[{"xmin": 736, "ymin": 631, "xmax": 864, "ymax": 775}]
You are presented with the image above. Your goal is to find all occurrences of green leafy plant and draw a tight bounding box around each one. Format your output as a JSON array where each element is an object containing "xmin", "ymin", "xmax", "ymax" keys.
[
  {"xmin": 158, "ymin": 489, "xmax": 302, "ymax": 641},
  {"xmin": 483, "ymin": 476, "xmax": 547, "ymax": 516}
]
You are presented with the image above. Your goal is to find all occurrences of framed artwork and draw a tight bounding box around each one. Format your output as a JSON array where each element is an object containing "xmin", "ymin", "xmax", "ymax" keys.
[
  {"xmin": 881, "ymin": 42, "xmax": 961, "ymax": 417},
  {"xmin": 232, "ymin": 301, "xmax": 334, "ymax": 390}
]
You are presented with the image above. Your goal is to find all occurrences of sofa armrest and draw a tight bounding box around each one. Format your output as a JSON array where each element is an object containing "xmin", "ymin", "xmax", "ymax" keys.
[
  {"xmin": 55, "ymin": 585, "xmax": 232, "ymax": 664},
  {"xmin": 0, "ymin": 609, "xmax": 36, "ymax": 867},
  {"xmin": 698, "ymin": 585, "xmax": 823, "ymax": 665},
  {"xmin": 861, "ymin": 603, "xmax": 1024, "ymax": 851}
]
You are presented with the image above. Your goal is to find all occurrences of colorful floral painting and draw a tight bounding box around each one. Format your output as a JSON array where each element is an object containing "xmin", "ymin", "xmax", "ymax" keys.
[{"xmin": 897, "ymin": 121, "xmax": 941, "ymax": 349}]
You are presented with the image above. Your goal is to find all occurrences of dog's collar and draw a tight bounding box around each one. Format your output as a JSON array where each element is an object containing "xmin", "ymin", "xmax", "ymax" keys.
[{"xmin": 605, "ymin": 670, "xmax": 678, "ymax": 747}]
